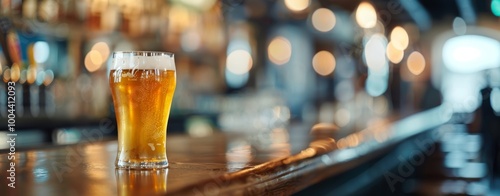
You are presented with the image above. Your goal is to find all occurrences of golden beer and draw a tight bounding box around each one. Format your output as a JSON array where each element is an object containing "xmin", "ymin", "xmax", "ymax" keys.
[{"xmin": 109, "ymin": 51, "xmax": 176, "ymax": 169}]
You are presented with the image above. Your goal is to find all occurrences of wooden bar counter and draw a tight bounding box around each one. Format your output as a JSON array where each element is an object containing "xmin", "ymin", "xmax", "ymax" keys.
[{"xmin": 0, "ymin": 107, "xmax": 450, "ymax": 195}]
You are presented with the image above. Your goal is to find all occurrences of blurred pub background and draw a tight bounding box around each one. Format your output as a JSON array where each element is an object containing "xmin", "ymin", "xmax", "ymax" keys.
[{"xmin": 0, "ymin": 0, "xmax": 500, "ymax": 194}]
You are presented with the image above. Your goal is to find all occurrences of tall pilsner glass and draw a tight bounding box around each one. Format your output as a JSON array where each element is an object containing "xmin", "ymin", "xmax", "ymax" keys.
[{"xmin": 109, "ymin": 51, "xmax": 176, "ymax": 169}]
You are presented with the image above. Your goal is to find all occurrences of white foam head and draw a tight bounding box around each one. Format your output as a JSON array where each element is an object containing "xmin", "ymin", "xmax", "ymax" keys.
[{"xmin": 111, "ymin": 51, "xmax": 175, "ymax": 71}]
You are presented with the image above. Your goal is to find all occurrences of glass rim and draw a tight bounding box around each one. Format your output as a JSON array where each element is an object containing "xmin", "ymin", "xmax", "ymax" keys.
[{"xmin": 112, "ymin": 51, "xmax": 174, "ymax": 58}]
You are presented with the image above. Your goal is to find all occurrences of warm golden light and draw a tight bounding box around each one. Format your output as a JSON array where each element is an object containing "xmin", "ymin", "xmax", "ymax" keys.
[
  {"xmin": 312, "ymin": 50, "xmax": 336, "ymax": 76},
  {"xmin": 10, "ymin": 64, "xmax": 20, "ymax": 82},
  {"xmin": 168, "ymin": 5, "xmax": 193, "ymax": 32},
  {"xmin": 39, "ymin": 0, "xmax": 58, "ymax": 22},
  {"xmin": 2, "ymin": 69, "xmax": 10, "ymax": 82},
  {"xmin": 284, "ymin": 0, "xmax": 310, "ymax": 12},
  {"xmin": 390, "ymin": 26, "xmax": 409, "ymax": 50},
  {"xmin": 407, "ymin": 51, "xmax": 425, "ymax": 75},
  {"xmin": 355, "ymin": 2, "xmax": 377, "ymax": 29},
  {"xmin": 89, "ymin": 50, "xmax": 103, "ymax": 66},
  {"xmin": 386, "ymin": 41, "xmax": 404, "ymax": 64},
  {"xmin": 268, "ymin": 36, "xmax": 292, "ymax": 65},
  {"xmin": 91, "ymin": 42, "xmax": 110, "ymax": 60},
  {"xmin": 312, "ymin": 8, "xmax": 336, "ymax": 32},
  {"xmin": 27, "ymin": 67, "xmax": 37, "ymax": 84},
  {"xmin": 226, "ymin": 50, "xmax": 253, "ymax": 75},
  {"xmin": 85, "ymin": 50, "xmax": 104, "ymax": 72}
]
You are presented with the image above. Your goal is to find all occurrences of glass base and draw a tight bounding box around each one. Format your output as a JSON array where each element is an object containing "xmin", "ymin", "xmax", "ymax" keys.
[{"xmin": 116, "ymin": 159, "xmax": 169, "ymax": 169}]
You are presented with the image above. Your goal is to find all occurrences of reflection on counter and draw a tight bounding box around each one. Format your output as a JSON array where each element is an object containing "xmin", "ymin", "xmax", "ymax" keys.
[{"xmin": 116, "ymin": 169, "xmax": 169, "ymax": 196}]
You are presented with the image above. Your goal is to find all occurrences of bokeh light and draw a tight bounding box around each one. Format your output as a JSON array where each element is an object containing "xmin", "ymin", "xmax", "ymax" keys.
[
  {"xmin": 312, "ymin": 50, "xmax": 336, "ymax": 76},
  {"xmin": 386, "ymin": 41, "xmax": 404, "ymax": 64},
  {"xmin": 168, "ymin": 5, "xmax": 192, "ymax": 32},
  {"xmin": 492, "ymin": 0, "xmax": 500, "ymax": 16},
  {"xmin": 186, "ymin": 116, "xmax": 214, "ymax": 137},
  {"xmin": 334, "ymin": 108, "xmax": 351, "ymax": 127},
  {"xmin": 312, "ymin": 8, "xmax": 336, "ymax": 32},
  {"xmin": 27, "ymin": 67, "xmax": 37, "ymax": 84},
  {"xmin": 43, "ymin": 70, "xmax": 54, "ymax": 86},
  {"xmin": 225, "ymin": 69, "xmax": 249, "ymax": 88},
  {"xmin": 373, "ymin": 96, "xmax": 389, "ymax": 115},
  {"xmin": 407, "ymin": 51, "xmax": 425, "ymax": 75},
  {"xmin": 84, "ymin": 50, "xmax": 104, "ymax": 72},
  {"xmin": 390, "ymin": 26, "xmax": 409, "ymax": 50},
  {"xmin": 2, "ymin": 69, "xmax": 10, "ymax": 82},
  {"xmin": 87, "ymin": 41, "xmax": 110, "ymax": 72},
  {"xmin": 33, "ymin": 41, "xmax": 50, "ymax": 64},
  {"xmin": 364, "ymin": 20, "xmax": 386, "ymax": 35},
  {"xmin": 226, "ymin": 49, "xmax": 253, "ymax": 75},
  {"xmin": 366, "ymin": 74, "xmax": 388, "ymax": 97},
  {"xmin": 10, "ymin": 64, "xmax": 20, "ymax": 82},
  {"xmin": 20, "ymin": 69, "xmax": 26, "ymax": 84},
  {"xmin": 364, "ymin": 34, "xmax": 388, "ymax": 73},
  {"xmin": 284, "ymin": 0, "xmax": 310, "ymax": 12},
  {"xmin": 442, "ymin": 35, "xmax": 500, "ymax": 73},
  {"xmin": 36, "ymin": 71, "xmax": 45, "ymax": 86},
  {"xmin": 268, "ymin": 36, "xmax": 292, "ymax": 65},
  {"xmin": 91, "ymin": 42, "xmax": 110, "ymax": 60},
  {"xmin": 364, "ymin": 34, "xmax": 389, "ymax": 97},
  {"xmin": 355, "ymin": 2, "xmax": 377, "ymax": 29},
  {"xmin": 181, "ymin": 29, "xmax": 201, "ymax": 52},
  {"xmin": 453, "ymin": 17, "xmax": 467, "ymax": 35}
]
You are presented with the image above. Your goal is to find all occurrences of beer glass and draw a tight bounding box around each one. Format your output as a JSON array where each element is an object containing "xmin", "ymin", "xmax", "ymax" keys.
[{"xmin": 109, "ymin": 51, "xmax": 176, "ymax": 169}]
